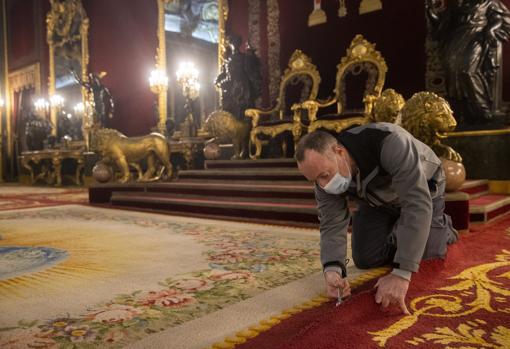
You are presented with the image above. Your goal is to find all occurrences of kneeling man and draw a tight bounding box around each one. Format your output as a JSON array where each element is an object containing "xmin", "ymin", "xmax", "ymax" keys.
[{"xmin": 295, "ymin": 123, "xmax": 458, "ymax": 314}]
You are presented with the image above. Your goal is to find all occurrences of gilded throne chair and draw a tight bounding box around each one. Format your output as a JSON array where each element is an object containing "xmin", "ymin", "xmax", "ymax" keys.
[
  {"xmin": 245, "ymin": 50, "xmax": 321, "ymax": 159},
  {"xmin": 296, "ymin": 35, "xmax": 388, "ymax": 134}
]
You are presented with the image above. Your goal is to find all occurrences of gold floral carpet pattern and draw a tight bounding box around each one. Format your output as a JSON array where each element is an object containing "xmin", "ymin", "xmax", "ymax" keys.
[
  {"xmin": 0, "ymin": 205, "xmax": 322, "ymax": 348},
  {"xmin": 234, "ymin": 214, "xmax": 510, "ymax": 349}
]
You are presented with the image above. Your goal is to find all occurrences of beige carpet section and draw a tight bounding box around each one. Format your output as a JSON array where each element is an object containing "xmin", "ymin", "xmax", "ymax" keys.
[
  {"xmin": 0, "ymin": 205, "xmax": 332, "ymax": 348},
  {"xmin": 127, "ymin": 266, "xmax": 364, "ymax": 349}
]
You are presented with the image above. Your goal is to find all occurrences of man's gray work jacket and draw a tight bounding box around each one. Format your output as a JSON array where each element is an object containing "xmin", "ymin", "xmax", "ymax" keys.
[{"xmin": 316, "ymin": 122, "xmax": 443, "ymax": 275}]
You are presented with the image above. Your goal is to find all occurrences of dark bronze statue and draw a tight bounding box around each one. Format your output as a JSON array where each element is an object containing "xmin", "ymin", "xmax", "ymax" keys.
[
  {"xmin": 73, "ymin": 71, "xmax": 114, "ymax": 127},
  {"xmin": 215, "ymin": 35, "xmax": 262, "ymax": 121},
  {"xmin": 25, "ymin": 111, "xmax": 54, "ymax": 151},
  {"xmin": 426, "ymin": 0, "xmax": 510, "ymax": 126}
]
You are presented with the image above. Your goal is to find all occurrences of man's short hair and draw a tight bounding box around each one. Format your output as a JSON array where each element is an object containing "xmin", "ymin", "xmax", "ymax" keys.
[{"xmin": 295, "ymin": 131, "xmax": 338, "ymax": 163}]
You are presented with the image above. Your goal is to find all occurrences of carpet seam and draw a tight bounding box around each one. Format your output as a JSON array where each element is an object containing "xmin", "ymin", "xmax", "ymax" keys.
[{"xmin": 207, "ymin": 267, "xmax": 389, "ymax": 349}]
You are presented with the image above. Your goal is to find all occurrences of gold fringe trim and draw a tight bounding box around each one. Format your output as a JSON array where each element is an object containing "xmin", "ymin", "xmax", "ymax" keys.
[{"xmin": 207, "ymin": 267, "xmax": 389, "ymax": 349}]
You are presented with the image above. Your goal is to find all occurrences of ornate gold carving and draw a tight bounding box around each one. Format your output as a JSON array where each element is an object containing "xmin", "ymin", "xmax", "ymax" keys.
[
  {"xmin": 359, "ymin": 0, "xmax": 383, "ymax": 14},
  {"xmin": 369, "ymin": 249, "xmax": 510, "ymax": 347},
  {"xmin": 370, "ymin": 88, "xmax": 405, "ymax": 124},
  {"xmin": 218, "ymin": 0, "xmax": 229, "ymax": 73},
  {"xmin": 8, "ymin": 63, "xmax": 41, "ymax": 94},
  {"xmin": 46, "ymin": 0, "xmax": 89, "ymax": 138},
  {"xmin": 204, "ymin": 110, "xmax": 250, "ymax": 160},
  {"xmin": 92, "ymin": 128, "xmax": 172, "ymax": 183},
  {"xmin": 245, "ymin": 50, "xmax": 321, "ymax": 159},
  {"xmin": 19, "ymin": 149, "xmax": 85, "ymax": 186},
  {"xmin": 297, "ymin": 35, "xmax": 387, "ymax": 134},
  {"xmin": 401, "ymin": 91, "xmax": 462, "ymax": 163},
  {"xmin": 267, "ymin": 0, "xmax": 281, "ymax": 103}
]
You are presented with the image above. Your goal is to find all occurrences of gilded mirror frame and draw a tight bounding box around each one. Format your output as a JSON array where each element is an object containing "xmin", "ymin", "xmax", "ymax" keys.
[
  {"xmin": 46, "ymin": 0, "xmax": 89, "ymax": 145},
  {"xmin": 155, "ymin": 0, "xmax": 228, "ymax": 134}
]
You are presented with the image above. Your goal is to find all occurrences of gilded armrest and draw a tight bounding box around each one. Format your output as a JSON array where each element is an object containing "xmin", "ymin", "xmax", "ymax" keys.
[
  {"xmin": 363, "ymin": 94, "xmax": 378, "ymax": 120},
  {"xmin": 245, "ymin": 106, "xmax": 281, "ymax": 128},
  {"xmin": 292, "ymin": 98, "xmax": 337, "ymax": 123}
]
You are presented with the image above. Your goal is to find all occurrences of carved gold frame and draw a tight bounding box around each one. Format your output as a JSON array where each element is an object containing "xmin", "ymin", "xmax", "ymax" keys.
[
  {"xmin": 46, "ymin": 0, "xmax": 89, "ymax": 142},
  {"xmin": 155, "ymin": 0, "xmax": 229, "ymax": 134}
]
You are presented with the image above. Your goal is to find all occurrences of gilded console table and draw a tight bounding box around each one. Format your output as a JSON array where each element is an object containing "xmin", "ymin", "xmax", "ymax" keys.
[
  {"xmin": 19, "ymin": 149, "xmax": 85, "ymax": 186},
  {"xmin": 169, "ymin": 137, "xmax": 205, "ymax": 170}
]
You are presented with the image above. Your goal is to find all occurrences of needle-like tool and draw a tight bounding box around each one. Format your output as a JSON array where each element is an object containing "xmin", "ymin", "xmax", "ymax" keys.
[{"xmin": 336, "ymin": 288, "xmax": 343, "ymax": 307}]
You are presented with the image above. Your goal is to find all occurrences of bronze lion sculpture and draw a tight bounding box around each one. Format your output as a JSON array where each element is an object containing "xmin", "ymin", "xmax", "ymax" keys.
[{"xmin": 91, "ymin": 128, "xmax": 172, "ymax": 183}]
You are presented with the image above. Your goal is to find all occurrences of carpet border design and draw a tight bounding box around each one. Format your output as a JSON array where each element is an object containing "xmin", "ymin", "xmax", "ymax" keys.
[{"xmin": 207, "ymin": 267, "xmax": 389, "ymax": 349}]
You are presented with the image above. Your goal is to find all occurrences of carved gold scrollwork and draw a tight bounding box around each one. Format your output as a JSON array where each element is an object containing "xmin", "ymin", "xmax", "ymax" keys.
[
  {"xmin": 369, "ymin": 249, "xmax": 510, "ymax": 347},
  {"xmin": 245, "ymin": 50, "xmax": 321, "ymax": 159},
  {"xmin": 47, "ymin": 0, "xmax": 89, "ymax": 142},
  {"xmin": 295, "ymin": 35, "xmax": 387, "ymax": 135}
]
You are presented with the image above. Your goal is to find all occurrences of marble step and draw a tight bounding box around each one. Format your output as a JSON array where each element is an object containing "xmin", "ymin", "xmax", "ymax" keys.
[{"xmin": 469, "ymin": 194, "xmax": 510, "ymax": 223}]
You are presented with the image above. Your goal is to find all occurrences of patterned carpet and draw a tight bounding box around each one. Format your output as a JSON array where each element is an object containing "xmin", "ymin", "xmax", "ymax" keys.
[
  {"xmin": 233, "ymin": 213, "xmax": 510, "ymax": 349},
  {"xmin": 0, "ymin": 205, "xmax": 345, "ymax": 348},
  {"xmin": 0, "ymin": 185, "xmax": 88, "ymax": 211}
]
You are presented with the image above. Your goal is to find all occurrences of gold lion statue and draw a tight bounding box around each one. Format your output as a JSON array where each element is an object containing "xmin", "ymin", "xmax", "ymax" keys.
[
  {"xmin": 401, "ymin": 91, "xmax": 462, "ymax": 163},
  {"xmin": 204, "ymin": 110, "xmax": 250, "ymax": 159},
  {"xmin": 92, "ymin": 128, "xmax": 172, "ymax": 183},
  {"xmin": 370, "ymin": 89, "xmax": 406, "ymax": 124}
]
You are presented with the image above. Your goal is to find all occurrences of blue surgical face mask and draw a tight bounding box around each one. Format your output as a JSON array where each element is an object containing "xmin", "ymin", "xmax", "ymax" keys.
[{"xmin": 322, "ymin": 155, "xmax": 351, "ymax": 195}]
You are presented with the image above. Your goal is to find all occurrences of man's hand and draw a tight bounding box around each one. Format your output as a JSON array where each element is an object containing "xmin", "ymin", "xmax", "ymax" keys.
[
  {"xmin": 374, "ymin": 274, "xmax": 410, "ymax": 315},
  {"xmin": 324, "ymin": 271, "xmax": 351, "ymax": 299}
]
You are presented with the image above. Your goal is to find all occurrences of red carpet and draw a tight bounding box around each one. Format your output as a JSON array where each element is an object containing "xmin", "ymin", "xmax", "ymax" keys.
[
  {"xmin": 0, "ymin": 189, "xmax": 88, "ymax": 211},
  {"xmin": 235, "ymin": 213, "xmax": 510, "ymax": 349}
]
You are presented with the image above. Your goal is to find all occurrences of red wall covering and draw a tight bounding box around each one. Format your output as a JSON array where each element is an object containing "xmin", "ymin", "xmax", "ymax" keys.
[
  {"xmin": 83, "ymin": 0, "xmax": 158, "ymax": 136},
  {"xmin": 8, "ymin": 0, "xmax": 35, "ymax": 64},
  {"xmin": 228, "ymin": 0, "xmax": 510, "ymax": 104},
  {"xmin": 279, "ymin": 1, "xmax": 427, "ymax": 100}
]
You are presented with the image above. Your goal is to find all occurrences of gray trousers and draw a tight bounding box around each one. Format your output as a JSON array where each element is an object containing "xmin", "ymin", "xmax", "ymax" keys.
[{"xmin": 351, "ymin": 193, "xmax": 455, "ymax": 269}]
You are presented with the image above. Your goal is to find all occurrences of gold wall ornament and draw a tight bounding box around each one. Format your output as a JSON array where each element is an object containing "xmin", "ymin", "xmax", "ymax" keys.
[
  {"xmin": 368, "ymin": 249, "xmax": 510, "ymax": 347},
  {"xmin": 308, "ymin": 0, "xmax": 327, "ymax": 27},
  {"xmin": 359, "ymin": 0, "xmax": 383, "ymax": 15},
  {"xmin": 401, "ymin": 91, "xmax": 462, "ymax": 163},
  {"xmin": 338, "ymin": 0, "xmax": 347, "ymax": 17},
  {"xmin": 91, "ymin": 128, "xmax": 172, "ymax": 183}
]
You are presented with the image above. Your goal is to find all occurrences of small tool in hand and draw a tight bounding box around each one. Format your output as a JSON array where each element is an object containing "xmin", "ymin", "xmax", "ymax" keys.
[{"xmin": 336, "ymin": 288, "xmax": 343, "ymax": 307}]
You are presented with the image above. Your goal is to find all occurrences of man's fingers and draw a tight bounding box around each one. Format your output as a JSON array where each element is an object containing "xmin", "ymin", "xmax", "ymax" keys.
[
  {"xmin": 374, "ymin": 279, "xmax": 380, "ymax": 289},
  {"xmin": 399, "ymin": 298, "xmax": 410, "ymax": 315},
  {"xmin": 375, "ymin": 289, "xmax": 382, "ymax": 304},
  {"xmin": 381, "ymin": 296, "xmax": 390, "ymax": 308}
]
